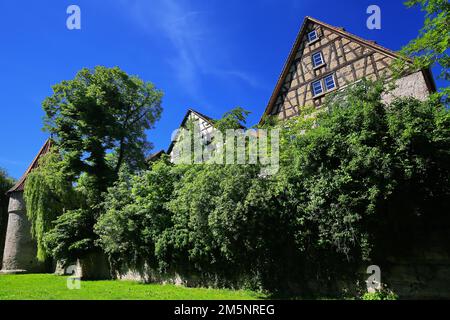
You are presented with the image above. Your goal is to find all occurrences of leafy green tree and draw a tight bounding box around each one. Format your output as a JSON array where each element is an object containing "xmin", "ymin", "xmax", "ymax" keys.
[
  {"xmin": 166, "ymin": 163, "xmax": 300, "ymax": 290},
  {"xmin": 278, "ymin": 80, "xmax": 450, "ymax": 272},
  {"xmin": 43, "ymin": 208, "xmax": 97, "ymax": 264},
  {"xmin": 38, "ymin": 66, "xmax": 163, "ymax": 263},
  {"xmin": 95, "ymin": 156, "xmax": 181, "ymax": 272},
  {"xmin": 0, "ymin": 168, "xmax": 14, "ymax": 192},
  {"xmin": 0, "ymin": 168, "xmax": 14, "ymax": 218},
  {"xmin": 400, "ymin": 0, "xmax": 450, "ymax": 102},
  {"xmin": 43, "ymin": 66, "xmax": 163, "ymax": 194},
  {"xmin": 279, "ymin": 81, "xmax": 392, "ymax": 260}
]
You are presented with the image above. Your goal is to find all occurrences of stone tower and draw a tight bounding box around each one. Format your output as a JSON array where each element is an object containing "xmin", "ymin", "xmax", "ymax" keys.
[{"xmin": 1, "ymin": 139, "xmax": 52, "ymax": 274}]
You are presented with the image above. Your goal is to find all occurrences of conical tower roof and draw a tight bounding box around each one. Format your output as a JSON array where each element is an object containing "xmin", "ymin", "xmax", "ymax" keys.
[{"xmin": 6, "ymin": 139, "xmax": 53, "ymax": 195}]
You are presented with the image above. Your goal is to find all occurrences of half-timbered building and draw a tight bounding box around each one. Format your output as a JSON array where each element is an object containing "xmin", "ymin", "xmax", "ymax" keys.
[
  {"xmin": 167, "ymin": 109, "xmax": 216, "ymax": 162},
  {"xmin": 261, "ymin": 16, "xmax": 435, "ymax": 121}
]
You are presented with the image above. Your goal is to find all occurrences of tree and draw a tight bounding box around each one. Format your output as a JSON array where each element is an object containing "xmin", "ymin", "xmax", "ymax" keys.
[
  {"xmin": 214, "ymin": 107, "xmax": 250, "ymax": 132},
  {"xmin": 0, "ymin": 169, "xmax": 14, "ymax": 216},
  {"xmin": 400, "ymin": 0, "xmax": 450, "ymax": 102},
  {"xmin": 38, "ymin": 66, "xmax": 163, "ymax": 263},
  {"xmin": 278, "ymin": 80, "xmax": 450, "ymax": 275},
  {"xmin": 95, "ymin": 157, "xmax": 180, "ymax": 272},
  {"xmin": 0, "ymin": 168, "xmax": 14, "ymax": 267},
  {"xmin": 43, "ymin": 66, "xmax": 163, "ymax": 194},
  {"xmin": 44, "ymin": 207, "xmax": 97, "ymax": 264}
]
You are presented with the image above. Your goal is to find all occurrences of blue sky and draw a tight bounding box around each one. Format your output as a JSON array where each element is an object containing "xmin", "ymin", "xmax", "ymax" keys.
[{"xmin": 0, "ymin": 0, "xmax": 444, "ymax": 179}]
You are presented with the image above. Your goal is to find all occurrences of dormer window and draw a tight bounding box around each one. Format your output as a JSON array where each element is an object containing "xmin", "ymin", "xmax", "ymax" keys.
[
  {"xmin": 308, "ymin": 30, "xmax": 318, "ymax": 43},
  {"xmin": 312, "ymin": 51, "xmax": 324, "ymax": 68}
]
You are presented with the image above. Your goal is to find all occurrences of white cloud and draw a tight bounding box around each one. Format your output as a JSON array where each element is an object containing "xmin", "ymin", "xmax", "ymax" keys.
[{"xmin": 118, "ymin": 0, "xmax": 262, "ymax": 103}]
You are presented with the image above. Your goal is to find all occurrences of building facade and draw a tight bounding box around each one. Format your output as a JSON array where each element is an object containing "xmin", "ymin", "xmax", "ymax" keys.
[
  {"xmin": 167, "ymin": 109, "xmax": 216, "ymax": 163},
  {"xmin": 261, "ymin": 17, "xmax": 435, "ymax": 122}
]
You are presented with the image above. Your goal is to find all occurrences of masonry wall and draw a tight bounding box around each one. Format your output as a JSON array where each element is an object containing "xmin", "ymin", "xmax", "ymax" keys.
[
  {"xmin": 0, "ymin": 198, "xmax": 8, "ymax": 270},
  {"xmin": 116, "ymin": 265, "xmax": 187, "ymax": 286},
  {"xmin": 1, "ymin": 192, "xmax": 45, "ymax": 273},
  {"xmin": 381, "ymin": 70, "xmax": 431, "ymax": 105},
  {"xmin": 384, "ymin": 254, "xmax": 450, "ymax": 298}
]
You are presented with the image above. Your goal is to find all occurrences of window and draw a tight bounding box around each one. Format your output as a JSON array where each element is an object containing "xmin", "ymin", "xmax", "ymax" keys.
[
  {"xmin": 312, "ymin": 80, "xmax": 323, "ymax": 96},
  {"xmin": 312, "ymin": 73, "xmax": 337, "ymax": 97},
  {"xmin": 312, "ymin": 52, "xmax": 324, "ymax": 68},
  {"xmin": 308, "ymin": 30, "xmax": 318, "ymax": 43},
  {"xmin": 324, "ymin": 74, "xmax": 336, "ymax": 90}
]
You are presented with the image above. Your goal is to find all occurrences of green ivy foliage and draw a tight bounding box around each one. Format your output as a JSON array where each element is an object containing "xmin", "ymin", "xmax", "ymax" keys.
[
  {"xmin": 95, "ymin": 157, "xmax": 182, "ymax": 272},
  {"xmin": 361, "ymin": 285, "xmax": 399, "ymax": 300},
  {"xmin": 96, "ymin": 80, "xmax": 450, "ymax": 294},
  {"xmin": 30, "ymin": 66, "xmax": 164, "ymax": 263},
  {"xmin": 393, "ymin": 0, "xmax": 450, "ymax": 104},
  {"xmin": 44, "ymin": 208, "xmax": 97, "ymax": 265}
]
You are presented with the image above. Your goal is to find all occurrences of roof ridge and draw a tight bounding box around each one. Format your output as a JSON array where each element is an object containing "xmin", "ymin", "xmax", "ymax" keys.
[
  {"xmin": 188, "ymin": 108, "xmax": 214, "ymax": 122},
  {"xmin": 7, "ymin": 139, "xmax": 53, "ymax": 194},
  {"xmin": 167, "ymin": 108, "xmax": 215, "ymax": 154},
  {"xmin": 305, "ymin": 16, "xmax": 407, "ymax": 61}
]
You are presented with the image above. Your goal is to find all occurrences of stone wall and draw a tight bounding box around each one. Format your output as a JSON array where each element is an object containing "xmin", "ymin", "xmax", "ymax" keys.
[
  {"xmin": 115, "ymin": 248, "xmax": 450, "ymax": 299},
  {"xmin": 381, "ymin": 239, "xmax": 450, "ymax": 299},
  {"xmin": 117, "ymin": 264, "xmax": 185, "ymax": 285},
  {"xmin": 1, "ymin": 192, "xmax": 46, "ymax": 273},
  {"xmin": 75, "ymin": 252, "xmax": 111, "ymax": 280},
  {"xmin": 381, "ymin": 70, "xmax": 431, "ymax": 105},
  {"xmin": 116, "ymin": 264, "xmax": 209, "ymax": 287},
  {"xmin": 0, "ymin": 198, "xmax": 9, "ymax": 270},
  {"xmin": 54, "ymin": 252, "xmax": 111, "ymax": 280}
]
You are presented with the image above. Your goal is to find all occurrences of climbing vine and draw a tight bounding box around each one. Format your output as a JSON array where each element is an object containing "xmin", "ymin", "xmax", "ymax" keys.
[
  {"xmin": 96, "ymin": 80, "xmax": 450, "ymax": 293},
  {"xmin": 24, "ymin": 150, "xmax": 77, "ymax": 261}
]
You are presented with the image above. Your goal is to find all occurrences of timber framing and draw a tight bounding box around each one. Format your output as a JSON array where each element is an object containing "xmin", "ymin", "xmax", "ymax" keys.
[
  {"xmin": 6, "ymin": 139, "xmax": 53, "ymax": 195},
  {"xmin": 167, "ymin": 109, "xmax": 215, "ymax": 155},
  {"xmin": 260, "ymin": 16, "xmax": 436, "ymax": 123}
]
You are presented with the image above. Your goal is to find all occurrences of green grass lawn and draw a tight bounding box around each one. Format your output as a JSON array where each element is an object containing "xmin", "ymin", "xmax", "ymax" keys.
[{"xmin": 0, "ymin": 274, "xmax": 265, "ymax": 300}]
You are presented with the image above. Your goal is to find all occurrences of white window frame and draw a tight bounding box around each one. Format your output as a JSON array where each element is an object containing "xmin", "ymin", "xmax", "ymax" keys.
[
  {"xmin": 324, "ymin": 74, "xmax": 336, "ymax": 91},
  {"xmin": 312, "ymin": 51, "xmax": 325, "ymax": 68},
  {"xmin": 308, "ymin": 30, "xmax": 318, "ymax": 43},
  {"xmin": 312, "ymin": 80, "xmax": 323, "ymax": 97},
  {"xmin": 312, "ymin": 73, "xmax": 338, "ymax": 98}
]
